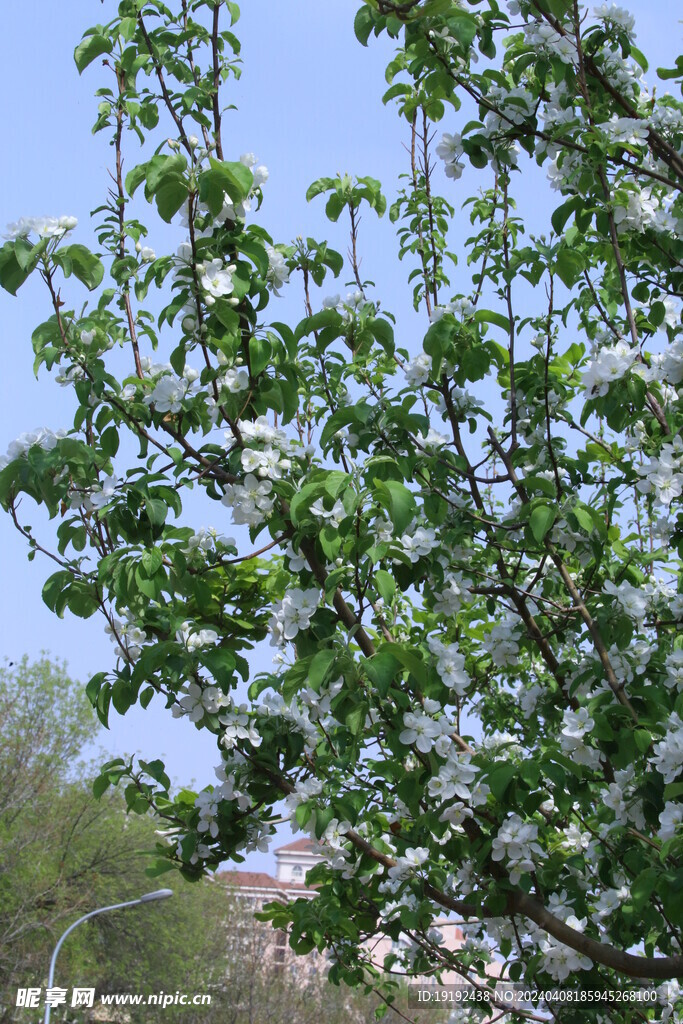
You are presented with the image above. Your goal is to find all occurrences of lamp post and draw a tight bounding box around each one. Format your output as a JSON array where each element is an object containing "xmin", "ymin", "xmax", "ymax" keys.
[{"xmin": 44, "ymin": 889, "xmax": 173, "ymax": 1024}]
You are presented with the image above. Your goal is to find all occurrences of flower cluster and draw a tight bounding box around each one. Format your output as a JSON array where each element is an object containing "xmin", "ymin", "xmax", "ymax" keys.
[
  {"xmin": 428, "ymin": 636, "xmax": 470, "ymax": 697},
  {"xmin": 104, "ymin": 613, "xmax": 148, "ymax": 662},
  {"xmin": 582, "ymin": 341, "xmax": 638, "ymax": 397},
  {"xmin": 172, "ymin": 681, "xmax": 228, "ymax": 722},
  {"xmin": 636, "ymin": 439, "xmax": 683, "ymax": 507},
  {"xmin": 559, "ymin": 707, "xmax": 601, "ymax": 768},
  {"xmin": 175, "ymin": 621, "xmax": 219, "ymax": 652},
  {"xmin": 268, "ymin": 588, "xmax": 321, "ymax": 646},
  {"xmin": 266, "ymin": 247, "xmax": 290, "ymax": 295},
  {"xmin": 0, "ymin": 426, "xmax": 66, "ymax": 471},
  {"xmin": 651, "ymin": 713, "xmax": 683, "ymax": 784},
  {"xmin": 221, "ymin": 473, "xmax": 275, "ymax": 526},
  {"xmin": 4, "ymin": 214, "xmax": 77, "ymax": 239},
  {"xmin": 491, "ymin": 813, "xmax": 543, "ymax": 884}
]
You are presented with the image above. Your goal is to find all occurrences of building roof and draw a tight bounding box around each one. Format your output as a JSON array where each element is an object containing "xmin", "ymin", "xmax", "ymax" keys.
[
  {"xmin": 220, "ymin": 870, "xmax": 286, "ymax": 891},
  {"xmin": 218, "ymin": 870, "xmax": 312, "ymax": 896},
  {"xmin": 275, "ymin": 837, "xmax": 317, "ymax": 854}
]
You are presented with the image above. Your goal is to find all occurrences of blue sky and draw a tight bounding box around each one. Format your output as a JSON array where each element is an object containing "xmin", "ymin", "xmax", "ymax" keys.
[{"xmin": 0, "ymin": 0, "xmax": 681, "ymax": 870}]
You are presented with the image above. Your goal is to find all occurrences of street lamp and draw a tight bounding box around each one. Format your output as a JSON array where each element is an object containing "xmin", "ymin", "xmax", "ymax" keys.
[{"xmin": 44, "ymin": 889, "xmax": 173, "ymax": 1024}]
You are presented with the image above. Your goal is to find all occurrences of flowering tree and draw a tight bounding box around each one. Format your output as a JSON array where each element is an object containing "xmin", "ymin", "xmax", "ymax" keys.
[{"xmin": 1, "ymin": 0, "xmax": 683, "ymax": 1018}]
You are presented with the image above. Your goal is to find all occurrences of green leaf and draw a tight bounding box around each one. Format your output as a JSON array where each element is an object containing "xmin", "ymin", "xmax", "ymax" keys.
[
  {"xmin": 308, "ymin": 650, "xmax": 337, "ymax": 691},
  {"xmin": 474, "ymin": 309, "xmax": 510, "ymax": 333},
  {"xmin": 373, "ymin": 479, "xmax": 416, "ymax": 535},
  {"xmin": 249, "ymin": 335, "xmax": 272, "ymax": 376},
  {"xmin": 74, "ymin": 32, "xmax": 113, "ymax": 74},
  {"xmin": 141, "ymin": 547, "xmax": 163, "ymax": 576},
  {"xmin": 365, "ymin": 650, "xmax": 401, "ymax": 697},
  {"xmin": 374, "ymin": 569, "xmax": 395, "ymax": 605},
  {"xmin": 55, "ymin": 244, "xmax": 105, "ymax": 291},
  {"xmin": 487, "ymin": 763, "xmax": 518, "ymax": 801},
  {"xmin": 634, "ymin": 728, "xmax": 652, "ymax": 753},
  {"xmin": 370, "ymin": 317, "xmax": 394, "ymax": 354},
  {"xmin": 199, "ymin": 159, "xmax": 253, "ymax": 215},
  {"xmin": 448, "ymin": 13, "xmax": 478, "ymax": 48},
  {"xmin": 354, "ymin": 7, "xmax": 375, "ymax": 46},
  {"xmin": 0, "ymin": 243, "xmax": 31, "ymax": 295},
  {"xmin": 573, "ymin": 506, "xmax": 595, "ymax": 534},
  {"xmin": 92, "ymin": 774, "xmax": 110, "ymax": 799},
  {"xmin": 306, "ymin": 176, "xmax": 336, "ymax": 200},
  {"xmin": 294, "ymin": 308, "xmax": 342, "ymax": 342},
  {"xmin": 155, "ymin": 180, "xmax": 189, "ymax": 223},
  {"xmin": 529, "ymin": 503, "xmax": 556, "ymax": 544},
  {"xmin": 657, "ymin": 57, "xmax": 683, "ymax": 81},
  {"xmin": 125, "ymin": 163, "xmax": 148, "ymax": 197},
  {"xmin": 551, "ymin": 195, "xmax": 582, "ymax": 234},
  {"xmin": 555, "ymin": 249, "xmax": 585, "ymax": 288},
  {"xmin": 325, "ymin": 193, "xmax": 347, "ymax": 222},
  {"xmin": 345, "ymin": 702, "xmax": 367, "ymax": 737}
]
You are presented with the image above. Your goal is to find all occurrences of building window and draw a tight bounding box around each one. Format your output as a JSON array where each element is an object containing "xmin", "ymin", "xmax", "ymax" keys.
[{"xmin": 291, "ymin": 865, "xmax": 303, "ymax": 878}]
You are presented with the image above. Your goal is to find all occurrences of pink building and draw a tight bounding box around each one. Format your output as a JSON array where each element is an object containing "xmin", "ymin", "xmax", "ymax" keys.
[{"xmin": 220, "ymin": 838, "xmax": 468, "ymax": 986}]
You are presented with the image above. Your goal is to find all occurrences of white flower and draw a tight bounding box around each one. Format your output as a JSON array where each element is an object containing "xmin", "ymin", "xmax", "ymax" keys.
[
  {"xmin": 664, "ymin": 649, "xmax": 683, "ymax": 692},
  {"xmin": 399, "ymin": 710, "xmax": 443, "ymax": 753},
  {"xmin": 321, "ymin": 818, "xmax": 351, "ymax": 850},
  {"xmin": 404, "ymin": 352, "xmax": 431, "ymax": 387},
  {"xmin": 444, "ymin": 159, "xmax": 465, "ymax": 180},
  {"xmin": 145, "ymin": 376, "xmax": 185, "ymax": 413},
  {"xmin": 172, "ymin": 681, "xmax": 226, "ymax": 722},
  {"xmin": 400, "ymin": 525, "xmax": 438, "ymax": 562},
  {"xmin": 5, "ymin": 214, "xmax": 77, "ymax": 239},
  {"xmin": 388, "ymin": 847, "xmax": 430, "ymax": 879},
  {"xmin": 266, "ymin": 247, "xmax": 290, "ymax": 296},
  {"xmin": 429, "ymin": 637, "xmax": 470, "ymax": 696},
  {"xmin": 284, "ymin": 542, "xmax": 307, "ymax": 572},
  {"xmin": 603, "ymin": 579, "xmax": 651, "ymax": 625},
  {"xmin": 373, "ymin": 517, "xmax": 394, "ymax": 543},
  {"xmin": 559, "ymin": 706, "xmax": 601, "ymax": 768},
  {"xmin": 240, "ymin": 444, "xmax": 290, "ymax": 480},
  {"xmin": 182, "ymin": 527, "xmax": 229, "ymax": 556},
  {"xmin": 603, "ymin": 782, "xmax": 627, "ymax": 823},
  {"xmin": 240, "ymin": 151, "xmax": 269, "ymax": 189},
  {"xmin": 600, "ymin": 115, "xmax": 648, "ymax": 146},
  {"xmin": 88, "ymin": 474, "xmax": 119, "ymax": 511},
  {"xmin": 201, "ymin": 258, "xmax": 235, "ymax": 298},
  {"xmin": 658, "ymin": 802, "xmax": 683, "ymax": 841},
  {"xmin": 491, "ymin": 813, "xmax": 543, "ymax": 884},
  {"xmin": 432, "ymin": 574, "xmax": 466, "ymax": 616},
  {"xmin": 176, "ymin": 621, "xmax": 220, "ymax": 652},
  {"xmin": 594, "ymin": 2, "xmax": 636, "ymax": 36},
  {"xmin": 539, "ymin": 919, "xmax": 593, "ymax": 981},
  {"xmin": 438, "ymin": 801, "xmax": 473, "ymax": 827},
  {"xmin": 269, "ymin": 588, "xmax": 321, "ymax": 646},
  {"xmin": 652, "ymin": 713, "xmax": 683, "ymax": 783},
  {"xmin": 1, "ymin": 426, "xmax": 66, "ymax": 468},
  {"xmin": 220, "ymin": 705, "xmax": 262, "ymax": 749},
  {"xmin": 436, "ymin": 132, "xmax": 464, "ymax": 164},
  {"xmin": 221, "ymin": 473, "xmax": 274, "ymax": 526},
  {"xmin": 483, "ymin": 616, "xmax": 520, "ymax": 668},
  {"xmin": 563, "ymin": 823, "xmax": 591, "ymax": 853},
  {"xmin": 194, "ymin": 790, "xmax": 220, "ymax": 838},
  {"xmin": 310, "ymin": 497, "xmax": 347, "ymax": 528},
  {"xmin": 582, "ymin": 341, "xmax": 638, "ymax": 397},
  {"xmin": 222, "ymin": 367, "xmax": 250, "ymax": 393}
]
